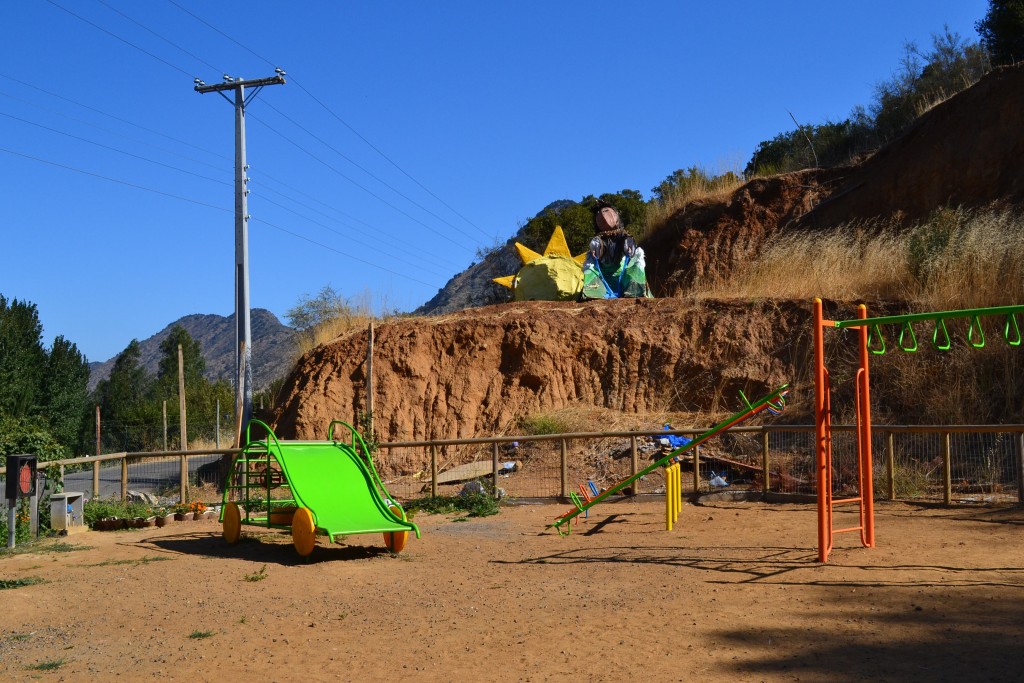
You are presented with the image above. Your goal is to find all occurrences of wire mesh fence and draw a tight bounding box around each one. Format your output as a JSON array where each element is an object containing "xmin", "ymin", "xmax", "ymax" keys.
[{"xmin": 3, "ymin": 426, "xmax": 1022, "ymax": 513}]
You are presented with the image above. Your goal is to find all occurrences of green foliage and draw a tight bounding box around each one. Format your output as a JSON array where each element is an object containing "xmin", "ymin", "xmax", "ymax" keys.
[
  {"xmin": 0, "ymin": 577, "xmax": 45, "ymax": 590},
  {"xmin": 285, "ymin": 285, "xmax": 353, "ymax": 332},
  {"xmin": 0, "ymin": 295, "xmax": 46, "ymax": 418},
  {"xmin": 26, "ymin": 659, "xmax": 66, "ymax": 672},
  {"xmin": 652, "ymin": 167, "xmax": 743, "ymax": 202},
  {"xmin": 0, "ymin": 414, "xmax": 67, "ymax": 461},
  {"xmin": 243, "ymin": 565, "xmax": 268, "ymax": 582},
  {"xmin": 40, "ymin": 336, "xmax": 90, "ymax": 450},
  {"xmin": 517, "ymin": 191, "xmax": 647, "ymax": 257},
  {"xmin": 872, "ymin": 28, "xmax": 990, "ymax": 144},
  {"xmin": 0, "ymin": 295, "xmax": 90, "ymax": 457},
  {"xmin": 405, "ymin": 488, "xmax": 501, "ymax": 519},
  {"xmin": 746, "ymin": 117, "xmax": 874, "ymax": 176},
  {"xmin": 156, "ymin": 325, "xmax": 206, "ymax": 398},
  {"xmin": 907, "ymin": 207, "xmax": 964, "ymax": 285},
  {"xmin": 976, "ymin": 0, "xmax": 1024, "ymax": 66},
  {"xmin": 83, "ymin": 498, "xmax": 154, "ymax": 528},
  {"xmin": 92, "ymin": 339, "xmax": 158, "ymax": 450},
  {"xmin": 745, "ymin": 28, "xmax": 989, "ymax": 176},
  {"xmin": 0, "ymin": 499, "xmax": 32, "ymax": 545},
  {"xmin": 518, "ymin": 413, "xmax": 573, "ymax": 435},
  {"xmin": 188, "ymin": 630, "xmax": 215, "ymax": 640}
]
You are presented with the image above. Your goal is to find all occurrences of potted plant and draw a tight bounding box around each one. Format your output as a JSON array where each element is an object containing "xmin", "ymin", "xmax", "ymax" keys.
[
  {"xmin": 189, "ymin": 501, "xmax": 208, "ymax": 521},
  {"xmin": 172, "ymin": 503, "xmax": 191, "ymax": 522},
  {"xmin": 154, "ymin": 508, "xmax": 174, "ymax": 527}
]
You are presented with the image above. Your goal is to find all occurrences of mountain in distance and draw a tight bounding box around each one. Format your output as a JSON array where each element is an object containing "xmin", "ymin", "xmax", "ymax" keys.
[{"xmin": 87, "ymin": 308, "xmax": 297, "ymax": 393}]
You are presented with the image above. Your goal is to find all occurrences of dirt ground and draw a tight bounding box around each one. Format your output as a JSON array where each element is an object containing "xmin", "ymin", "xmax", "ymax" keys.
[{"xmin": 1, "ymin": 499, "xmax": 1022, "ymax": 682}]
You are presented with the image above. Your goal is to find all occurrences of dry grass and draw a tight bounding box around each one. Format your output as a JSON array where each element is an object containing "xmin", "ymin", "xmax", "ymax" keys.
[
  {"xmin": 294, "ymin": 291, "xmax": 400, "ymax": 358},
  {"xmin": 644, "ymin": 170, "xmax": 746, "ymax": 239},
  {"xmin": 693, "ymin": 207, "xmax": 1024, "ymax": 310}
]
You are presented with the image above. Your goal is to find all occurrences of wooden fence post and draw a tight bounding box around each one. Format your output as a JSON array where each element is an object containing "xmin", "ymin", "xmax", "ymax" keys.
[
  {"xmin": 560, "ymin": 439, "xmax": 568, "ymax": 499},
  {"xmin": 886, "ymin": 432, "xmax": 896, "ymax": 500},
  {"xmin": 630, "ymin": 436, "xmax": 639, "ymax": 495},
  {"xmin": 761, "ymin": 430, "xmax": 770, "ymax": 494},
  {"xmin": 121, "ymin": 456, "xmax": 128, "ymax": 502},
  {"xmin": 492, "ymin": 441, "xmax": 499, "ymax": 498},
  {"xmin": 943, "ymin": 432, "xmax": 952, "ymax": 505},
  {"xmin": 430, "ymin": 445, "xmax": 437, "ymax": 498}
]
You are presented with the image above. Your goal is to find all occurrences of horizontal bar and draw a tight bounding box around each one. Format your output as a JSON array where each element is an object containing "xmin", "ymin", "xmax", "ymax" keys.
[
  {"xmin": 833, "ymin": 525, "xmax": 865, "ymax": 534},
  {"xmin": 833, "ymin": 305, "xmax": 1024, "ymax": 330}
]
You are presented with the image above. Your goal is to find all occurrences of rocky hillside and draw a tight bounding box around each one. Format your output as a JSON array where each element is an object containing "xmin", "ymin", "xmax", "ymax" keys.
[
  {"xmin": 88, "ymin": 308, "xmax": 296, "ymax": 392},
  {"xmin": 270, "ymin": 64, "xmax": 1024, "ymax": 453}
]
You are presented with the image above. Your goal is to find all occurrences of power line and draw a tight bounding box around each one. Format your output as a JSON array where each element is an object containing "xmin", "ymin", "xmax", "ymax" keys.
[
  {"xmin": 0, "ymin": 110, "xmax": 231, "ymax": 187},
  {"xmin": 0, "ymin": 147, "xmax": 229, "ymax": 212},
  {"xmin": 247, "ymin": 112, "xmax": 470, "ymax": 252},
  {"xmin": 0, "ymin": 72, "xmax": 227, "ymax": 163},
  {"xmin": 250, "ymin": 217, "xmax": 439, "ymax": 289},
  {"xmin": 2, "ymin": 147, "xmax": 446, "ymax": 289},
  {"xmin": 165, "ymin": 0, "xmax": 491, "ymax": 240},
  {"xmin": 0, "ymin": 81, "xmax": 463, "ymax": 274},
  {"xmin": 92, "ymin": 0, "xmax": 222, "ymax": 75},
  {"xmin": 261, "ymin": 99, "xmax": 484, "ymax": 244},
  {"xmin": 0, "ymin": 87, "xmax": 228, "ymax": 175},
  {"xmin": 44, "ymin": 0, "xmax": 194, "ymax": 78}
]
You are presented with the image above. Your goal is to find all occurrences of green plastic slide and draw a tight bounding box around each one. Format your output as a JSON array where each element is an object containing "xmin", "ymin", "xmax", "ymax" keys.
[{"xmin": 274, "ymin": 442, "xmax": 420, "ymax": 542}]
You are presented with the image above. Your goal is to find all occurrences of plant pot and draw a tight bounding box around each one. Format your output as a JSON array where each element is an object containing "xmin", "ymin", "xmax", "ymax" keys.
[
  {"xmin": 174, "ymin": 512, "xmax": 188, "ymax": 522},
  {"xmin": 155, "ymin": 515, "xmax": 172, "ymax": 528},
  {"xmin": 142, "ymin": 517, "xmax": 156, "ymax": 528},
  {"xmin": 191, "ymin": 512, "xmax": 203, "ymax": 521}
]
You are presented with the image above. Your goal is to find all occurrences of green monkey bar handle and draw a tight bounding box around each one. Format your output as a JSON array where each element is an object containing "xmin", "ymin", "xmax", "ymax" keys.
[
  {"xmin": 932, "ymin": 318, "xmax": 952, "ymax": 351},
  {"xmin": 1006, "ymin": 314, "xmax": 1022, "ymax": 347},
  {"xmin": 967, "ymin": 316, "xmax": 986, "ymax": 349},
  {"xmin": 898, "ymin": 321, "xmax": 918, "ymax": 352},
  {"xmin": 868, "ymin": 324, "xmax": 887, "ymax": 355}
]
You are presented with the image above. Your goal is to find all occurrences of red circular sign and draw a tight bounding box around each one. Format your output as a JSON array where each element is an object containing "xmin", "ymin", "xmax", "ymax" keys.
[{"xmin": 19, "ymin": 463, "xmax": 32, "ymax": 495}]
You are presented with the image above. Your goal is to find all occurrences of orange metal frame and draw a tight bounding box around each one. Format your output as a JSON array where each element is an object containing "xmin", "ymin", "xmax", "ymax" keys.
[{"xmin": 813, "ymin": 299, "xmax": 875, "ymax": 562}]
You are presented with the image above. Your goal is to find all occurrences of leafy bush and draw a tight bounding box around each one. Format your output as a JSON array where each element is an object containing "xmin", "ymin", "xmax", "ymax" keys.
[{"xmin": 405, "ymin": 487, "xmax": 501, "ymax": 519}]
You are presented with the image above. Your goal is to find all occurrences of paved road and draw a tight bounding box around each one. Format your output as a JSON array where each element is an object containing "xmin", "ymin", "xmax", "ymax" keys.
[{"xmin": 58, "ymin": 455, "xmax": 224, "ymax": 500}]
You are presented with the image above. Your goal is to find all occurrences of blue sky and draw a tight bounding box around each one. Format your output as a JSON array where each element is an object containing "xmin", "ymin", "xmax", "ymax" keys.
[{"xmin": 1, "ymin": 1, "xmax": 990, "ymax": 363}]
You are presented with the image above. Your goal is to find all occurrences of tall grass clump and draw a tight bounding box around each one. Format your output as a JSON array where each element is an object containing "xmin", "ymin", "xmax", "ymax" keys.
[
  {"xmin": 694, "ymin": 206, "xmax": 1024, "ymax": 309},
  {"xmin": 644, "ymin": 166, "xmax": 746, "ymax": 239},
  {"xmin": 694, "ymin": 221, "xmax": 913, "ymax": 302},
  {"xmin": 907, "ymin": 207, "xmax": 1024, "ymax": 310},
  {"xmin": 287, "ymin": 287, "xmax": 400, "ymax": 357}
]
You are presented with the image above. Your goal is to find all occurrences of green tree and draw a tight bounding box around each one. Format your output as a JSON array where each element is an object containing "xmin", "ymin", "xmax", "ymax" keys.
[
  {"xmin": 0, "ymin": 414, "xmax": 66, "ymax": 462},
  {"xmin": 976, "ymin": 0, "xmax": 1024, "ymax": 66},
  {"xmin": 517, "ymin": 190, "xmax": 647, "ymax": 256},
  {"xmin": 285, "ymin": 286, "xmax": 352, "ymax": 332},
  {"xmin": 871, "ymin": 28, "xmax": 989, "ymax": 143},
  {"xmin": 40, "ymin": 335, "xmax": 90, "ymax": 450},
  {"xmin": 92, "ymin": 339, "xmax": 157, "ymax": 449},
  {"xmin": 0, "ymin": 295, "xmax": 47, "ymax": 418},
  {"xmin": 155, "ymin": 325, "xmax": 206, "ymax": 399}
]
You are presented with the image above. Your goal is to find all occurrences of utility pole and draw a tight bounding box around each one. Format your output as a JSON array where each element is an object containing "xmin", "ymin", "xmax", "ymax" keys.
[{"xmin": 195, "ymin": 70, "xmax": 285, "ymax": 440}]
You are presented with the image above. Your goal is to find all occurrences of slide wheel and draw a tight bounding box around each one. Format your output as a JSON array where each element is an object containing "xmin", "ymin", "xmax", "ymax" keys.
[
  {"xmin": 292, "ymin": 507, "xmax": 317, "ymax": 557},
  {"xmin": 383, "ymin": 505, "xmax": 409, "ymax": 553},
  {"xmin": 222, "ymin": 502, "xmax": 241, "ymax": 544}
]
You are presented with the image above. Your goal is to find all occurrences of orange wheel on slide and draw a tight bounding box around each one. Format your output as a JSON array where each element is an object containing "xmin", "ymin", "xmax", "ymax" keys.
[
  {"xmin": 222, "ymin": 502, "xmax": 242, "ymax": 544},
  {"xmin": 383, "ymin": 505, "xmax": 409, "ymax": 553},
  {"xmin": 291, "ymin": 507, "xmax": 317, "ymax": 557}
]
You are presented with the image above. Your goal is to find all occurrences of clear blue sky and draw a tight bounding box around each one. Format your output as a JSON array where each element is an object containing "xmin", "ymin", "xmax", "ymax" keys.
[{"xmin": 1, "ymin": 0, "xmax": 990, "ymax": 363}]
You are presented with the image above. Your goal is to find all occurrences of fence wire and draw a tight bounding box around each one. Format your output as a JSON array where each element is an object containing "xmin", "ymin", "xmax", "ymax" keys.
[{"xmin": 3, "ymin": 427, "xmax": 1022, "ymax": 511}]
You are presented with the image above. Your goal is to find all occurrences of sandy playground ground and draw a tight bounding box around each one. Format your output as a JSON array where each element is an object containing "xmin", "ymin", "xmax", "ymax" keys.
[{"xmin": 1, "ymin": 498, "xmax": 1022, "ymax": 682}]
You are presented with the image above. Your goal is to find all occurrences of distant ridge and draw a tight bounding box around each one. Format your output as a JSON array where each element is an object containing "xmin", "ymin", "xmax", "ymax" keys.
[{"xmin": 87, "ymin": 308, "xmax": 297, "ymax": 392}]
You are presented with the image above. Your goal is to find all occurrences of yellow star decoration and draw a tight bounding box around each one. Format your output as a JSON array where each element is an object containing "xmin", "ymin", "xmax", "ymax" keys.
[{"xmin": 492, "ymin": 226, "xmax": 588, "ymax": 290}]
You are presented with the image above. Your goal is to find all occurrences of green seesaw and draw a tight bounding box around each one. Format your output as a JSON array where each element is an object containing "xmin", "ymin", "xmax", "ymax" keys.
[{"xmin": 548, "ymin": 384, "xmax": 790, "ymax": 534}]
